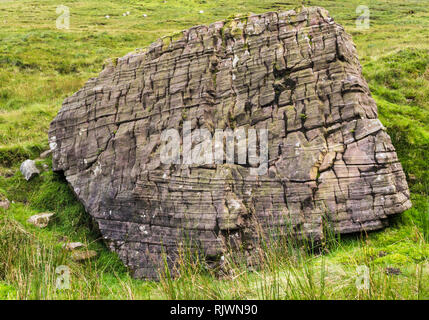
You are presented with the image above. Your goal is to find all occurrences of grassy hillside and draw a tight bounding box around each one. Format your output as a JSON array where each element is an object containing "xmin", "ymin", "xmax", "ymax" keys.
[{"xmin": 0, "ymin": 0, "xmax": 428, "ymax": 299}]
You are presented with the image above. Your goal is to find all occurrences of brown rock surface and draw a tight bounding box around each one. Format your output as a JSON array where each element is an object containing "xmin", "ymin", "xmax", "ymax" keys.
[{"xmin": 49, "ymin": 7, "xmax": 411, "ymax": 279}]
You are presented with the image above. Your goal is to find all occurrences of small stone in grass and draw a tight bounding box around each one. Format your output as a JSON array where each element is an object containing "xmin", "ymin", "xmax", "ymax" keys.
[
  {"xmin": 20, "ymin": 159, "xmax": 40, "ymax": 181},
  {"xmin": 0, "ymin": 198, "xmax": 10, "ymax": 210},
  {"xmin": 27, "ymin": 213, "xmax": 54, "ymax": 228},
  {"xmin": 71, "ymin": 250, "xmax": 97, "ymax": 262},
  {"xmin": 378, "ymin": 251, "xmax": 387, "ymax": 257},
  {"xmin": 63, "ymin": 242, "xmax": 85, "ymax": 250},
  {"xmin": 385, "ymin": 267, "xmax": 401, "ymax": 275}
]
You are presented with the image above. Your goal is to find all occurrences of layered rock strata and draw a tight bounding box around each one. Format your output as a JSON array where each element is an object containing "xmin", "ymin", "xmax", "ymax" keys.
[{"xmin": 49, "ymin": 7, "xmax": 412, "ymax": 279}]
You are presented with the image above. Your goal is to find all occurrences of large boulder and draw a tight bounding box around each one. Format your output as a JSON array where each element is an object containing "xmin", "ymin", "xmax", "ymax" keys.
[{"xmin": 49, "ymin": 7, "xmax": 411, "ymax": 279}]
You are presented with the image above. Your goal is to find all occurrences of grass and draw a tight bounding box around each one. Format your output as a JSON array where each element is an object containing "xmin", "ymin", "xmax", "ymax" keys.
[{"xmin": 0, "ymin": 0, "xmax": 428, "ymax": 299}]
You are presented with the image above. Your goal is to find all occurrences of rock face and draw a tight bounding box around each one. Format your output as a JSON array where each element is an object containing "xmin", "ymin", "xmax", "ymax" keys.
[{"xmin": 49, "ymin": 7, "xmax": 412, "ymax": 279}]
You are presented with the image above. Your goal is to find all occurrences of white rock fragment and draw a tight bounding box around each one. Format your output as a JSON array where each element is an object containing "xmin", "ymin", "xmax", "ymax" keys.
[
  {"xmin": 27, "ymin": 213, "xmax": 54, "ymax": 228},
  {"xmin": 232, "ymin": 55, "xmax": 239, "ymax": 68},
  {"xmin": 139, "ymin": 225, "xmax": 149, "ymax": 235},
  {"xmin": 20, "ymin": 159, "xmax": 40, "ymax": 181},
  {"xmin": 93, "ymin": 163, "xmax": 102, "ymax": 176}
]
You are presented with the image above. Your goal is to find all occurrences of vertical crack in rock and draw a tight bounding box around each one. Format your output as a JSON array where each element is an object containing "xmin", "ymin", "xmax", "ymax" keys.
[{"xmin": 49, "ymin": 7, "xmax": 412, "ymax": 279}]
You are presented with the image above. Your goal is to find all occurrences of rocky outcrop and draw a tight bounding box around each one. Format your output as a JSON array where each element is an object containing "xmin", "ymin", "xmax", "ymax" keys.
[{"xmin": 49, "ymin": 7, "xmax": 411, "ymax": 279}]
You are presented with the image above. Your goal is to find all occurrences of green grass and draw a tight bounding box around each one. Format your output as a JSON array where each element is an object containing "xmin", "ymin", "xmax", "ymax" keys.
[{"xmin": 0, "ymin": 0, "xmax": 428, "ymax": 299}]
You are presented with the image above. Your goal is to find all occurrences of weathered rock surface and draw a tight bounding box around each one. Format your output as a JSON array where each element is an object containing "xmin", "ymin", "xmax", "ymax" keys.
[
  {"xmin": 49, "ymin": 7, "xmax": 412, "ymax": 279},
  {"xmin": 20, "ymin": 159, "xmax": 40, "ymax": 181}
]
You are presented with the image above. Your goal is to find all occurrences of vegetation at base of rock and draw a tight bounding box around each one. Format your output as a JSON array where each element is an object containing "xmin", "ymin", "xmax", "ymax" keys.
[
  {"xmin": 0, "ymin": 0, "xmax": 427, "ymax": 299},
  {"xmin": 49, "ymin": 6, "xmax": 412, "ymax": 279},
  {"xmin": 158, "ymin": 228, "xmax": 429, "ymax": 299}
]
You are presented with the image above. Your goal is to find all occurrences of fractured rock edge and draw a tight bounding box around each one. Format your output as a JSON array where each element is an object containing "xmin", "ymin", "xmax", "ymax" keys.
[{"xmin": 49, "ymin": 7, "xmax": 412, "ymax": 279}]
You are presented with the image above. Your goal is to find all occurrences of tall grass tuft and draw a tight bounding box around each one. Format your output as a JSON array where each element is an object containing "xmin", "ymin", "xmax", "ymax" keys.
[{"xmin": 158, "ymin": 215, "xmax": 428, "ymax": 300}]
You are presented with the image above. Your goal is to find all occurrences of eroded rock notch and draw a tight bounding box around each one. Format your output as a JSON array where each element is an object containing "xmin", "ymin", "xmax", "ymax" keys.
[{"xmin": 49, "ymin": 7, "xmax": 412, "ymax": 279}]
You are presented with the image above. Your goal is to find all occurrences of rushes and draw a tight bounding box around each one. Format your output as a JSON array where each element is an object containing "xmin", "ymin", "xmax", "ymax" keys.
[
  {"xmin": 0, "ymin": 216, "xmax": 64, "ymax": 299},
  {"xmin": 0, "ymin": 215, "xmax": 134, "ymax": 299},
  {"xmin": 0, "ymin": 201, "xmax": 427, "ymax": 300},
  {"xmin": 158, "ymin": 217, "xmax": 428, "ymax": 300}
]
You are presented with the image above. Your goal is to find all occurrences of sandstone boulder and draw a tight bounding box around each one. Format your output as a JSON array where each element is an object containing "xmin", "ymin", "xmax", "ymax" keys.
[{"xmin": 49, "ymin": 7, "xmax": 412, "ymax": 279}]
